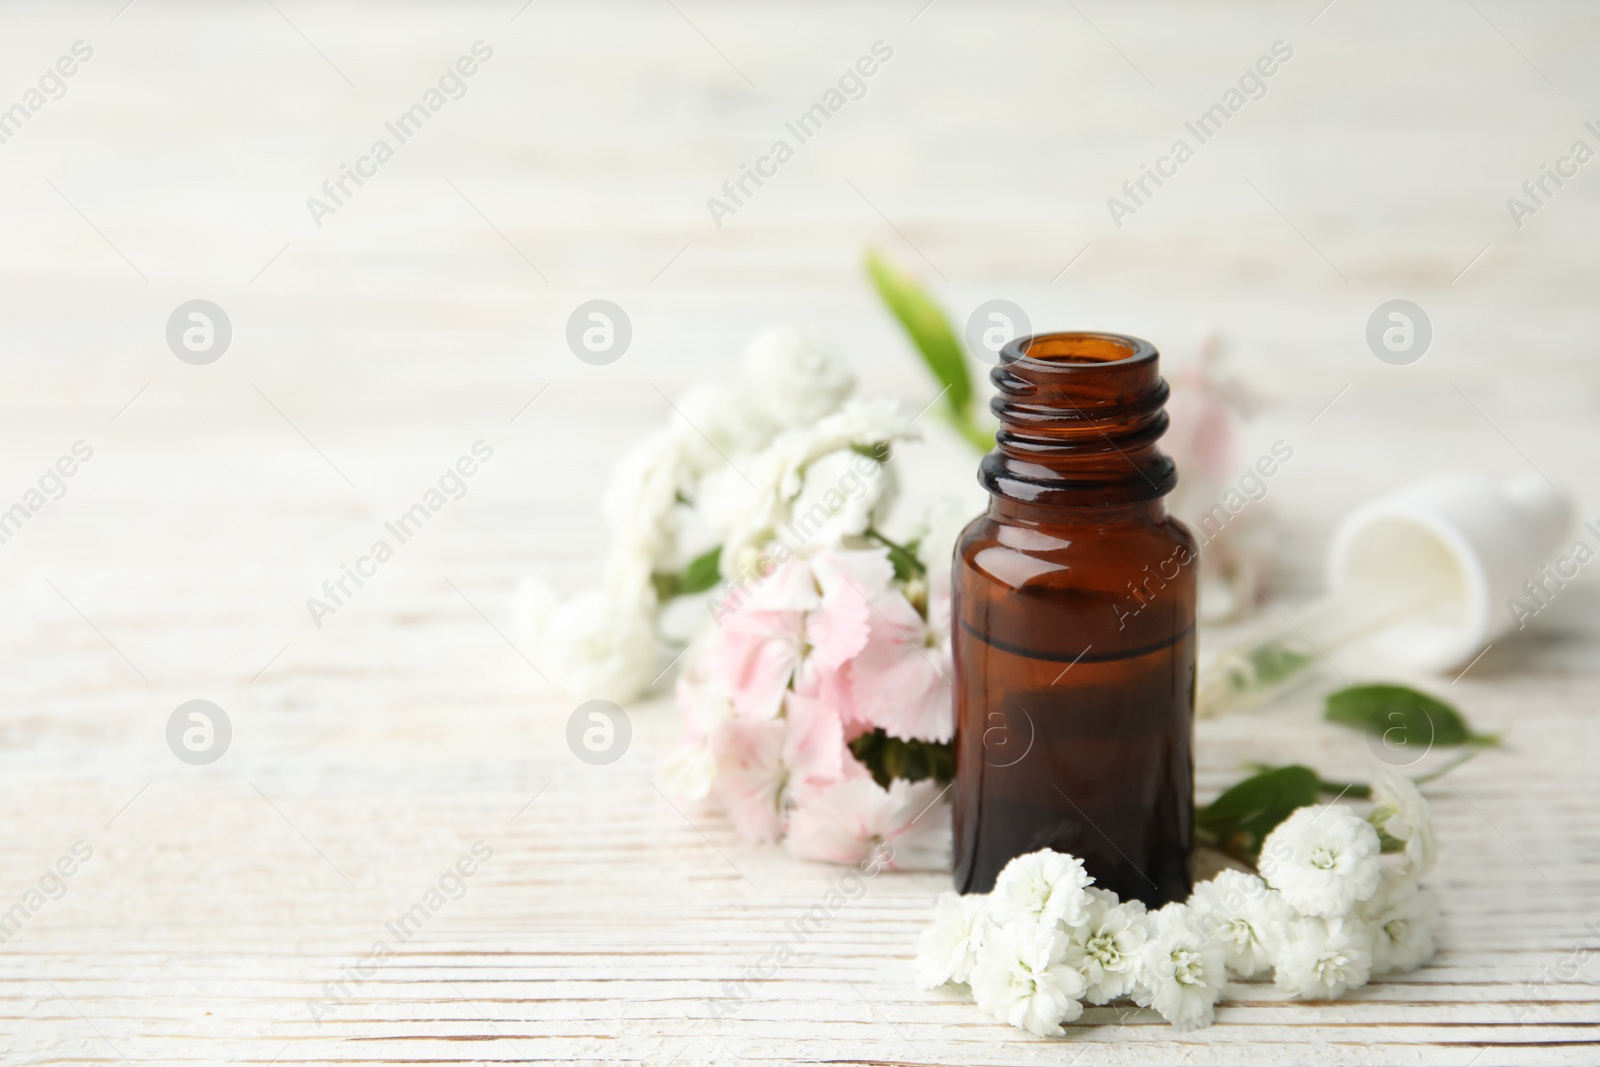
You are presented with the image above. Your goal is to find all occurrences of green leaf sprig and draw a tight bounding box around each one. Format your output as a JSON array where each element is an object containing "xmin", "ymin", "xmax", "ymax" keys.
[
  {"xmin": 1200, "ymin": 683, "xmax": 1496, "ymax": 866},
  {"xmin": 1195, "ymin": 764, "xmax": 1321, "ymax": 864},
  {"xmin": 865, "ymin": 250, "xmax": 992, "ymax": 453},
  {"xmin": 867, "ymin": 527, "xmax": 924, "ymax": 582}
]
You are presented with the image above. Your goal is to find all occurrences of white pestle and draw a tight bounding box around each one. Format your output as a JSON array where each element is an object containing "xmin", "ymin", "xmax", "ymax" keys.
[{"xmin": 1197, "ymin": 473, "xmax": 1575, "ymax": 716}]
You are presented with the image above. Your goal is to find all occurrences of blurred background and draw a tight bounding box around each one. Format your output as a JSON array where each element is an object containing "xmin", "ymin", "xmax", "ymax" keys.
[
  {"xmin": 2, "ymin": 1, "xmax": 1597, "ymax": 1062},
  {"xmin": 4, "ymin": 1, "xmax": 1597, "ymax": 685}
]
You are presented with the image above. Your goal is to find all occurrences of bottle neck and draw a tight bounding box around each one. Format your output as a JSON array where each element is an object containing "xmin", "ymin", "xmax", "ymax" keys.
[{"xmin": 978, "ymin": 331, "xmax": 1177, "ymax": 509}]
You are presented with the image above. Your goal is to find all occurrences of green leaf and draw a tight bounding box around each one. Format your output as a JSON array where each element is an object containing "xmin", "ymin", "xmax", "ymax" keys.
[
  {"xmin": 651, "ymin": 545, "xmax": 723, "ymax": 601},
  {"xmin": 679, "ymin": 545, "xmax": 722, "ymax": 595},
  {"xmin": 850, "ymin": 441, "xmax": 894, "ymax": 464},
  {"xmin": 848, "ymin": 729, "xmax": 954, "ymax": 789},
  {"xmin": 867, "ymin": 528, "xmax": 924, "ymax": 582},
  {"xmin": 1313, "ymin": 776, "xmax": 1372, "ymax": 800},
  {"xmin": 1244, "ymin": 761, "xmax": 1373, "ymax": 799},
  {"xmin": 865, "ymin": 250, "xmax": 970, "ymax": 413},
  {"xmin": 1195, "ymin": 764, "xmax": 1321, "ymax": 864},
  {"xmin": 1324, "ymin": 684, "xmax": 1499, "ymax": 754},
  {"xmin": 865, "ymin": 250, "xmax": 992, "ymax": 452}
]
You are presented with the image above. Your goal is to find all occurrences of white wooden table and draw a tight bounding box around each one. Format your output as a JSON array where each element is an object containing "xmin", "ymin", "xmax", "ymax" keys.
[{"xmin": 2, "ymin": 2, "xmax": 1599, "ymax": 1063}]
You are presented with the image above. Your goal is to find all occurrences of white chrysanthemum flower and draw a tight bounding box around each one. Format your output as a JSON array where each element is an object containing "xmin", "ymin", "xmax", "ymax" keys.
[
  {"xmin": 1186, "ymin": 870, "xmax": 1296, "ymax": 979},
  {"xmin": 1259, "ymin": 805, "xmax": 1383, "ymax": 918},
  {"xmin": 1135, "ymin": 903, "xmax": 1227, "ymax": 1031},
  {"xmin": 741, "ymin": 326, "xmax": 857, "ymax": 429},
  {"xmin": 1273, "ymin": 914, "xmax": 1373, "ymax": 999},
  {"xmin": 916, "ymin": 891, "xmax": 991, "ymax": 989},
  {"xmin": 602, "ymin": 426, "xmax": 687, "ymax": 570},
  {"xmin": 710, "ymin": 399, "xmax": 918, "ymax": 583},
  {"xmin": 1359, "ymin": 870, "xmax": 1440, "ymax": 976},
  {"xmin": 987, "ymin": 849, "xmax": 1094, "ymax": 931},
  {"xmin": 1369, "ymin": 770, "xmax": 1438, "ymax": 876},
  {"xmin": 785, "ymin": 448, "xmax": 897, "ymax": 549},
  {"xmin": 969, "ymin": 921, "xmax": 1087, "ymax": 1036},
  {"xmin": 812, "ymin": 396, "xmax": 918, "ymax": 447},
  {"xmin": 694, "ymin": 461, "xmax": 758, "ymax": 547},
  {"xmin": 511, "ymin": 576, "xmax": 659, "ymax": 703},
  {"xmin": 1059, "ymin": 888, "xmax": 1148, "ymax": 1004},
  {"xmin": 673, "ymin": 380, "xmax": 783, "ymax": 474}
]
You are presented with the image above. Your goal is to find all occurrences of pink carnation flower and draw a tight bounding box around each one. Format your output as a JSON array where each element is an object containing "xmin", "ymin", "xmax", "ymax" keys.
[
  {"xmin": 793, "ymin": 654, "xmax": 871, "ymax": 741},
  {"xmin": 786, "ymin": 776, "xmax": 952, "ymax": 871},
  {"xmin": 781, "ymin": 687, "xmax": 853, "ymax": 806},
  {"xmin": 848, "ymin": 589, "xmax": 953, "ymax": 743},
  {"xmin": 679, "ymin": 544, "xmax": 957, "ymax": 858},
  {"xmin": 711, "ymin": 718, "xmax": 787, "ymax": 843},
  {"xmin": 703, "ymin": 608, "xmax": 805, "ymax": 721},
  {"xmin": 706, "ymin": 549, "xmax": 895, "ymax": 723}
]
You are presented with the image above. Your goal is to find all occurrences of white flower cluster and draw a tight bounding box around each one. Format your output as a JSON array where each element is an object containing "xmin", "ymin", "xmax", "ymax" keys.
[
  {"xmin": 916, "ymin": 771, "xmax": 1441, "ymax": 1035},
  {"xmin": 513, "ymin": 326, "xmax": 894, "ymax": 703}
]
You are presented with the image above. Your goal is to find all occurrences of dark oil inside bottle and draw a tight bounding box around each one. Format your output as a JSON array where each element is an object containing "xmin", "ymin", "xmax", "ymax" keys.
[{"xmin": 951, "ymin": 332, "xmax": 1196, "ymax": 909}]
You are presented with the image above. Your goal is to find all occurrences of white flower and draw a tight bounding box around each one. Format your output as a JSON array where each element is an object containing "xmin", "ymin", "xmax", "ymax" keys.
[
  {"xmin": 1135, "ymin": 903, "xmax": 1227, "ymax": 1031},
  {"xmin": 813, "ymin": 396, "xmax": 919, "ymax": 447},
  {"xmin": 741, "ymin": 326, "xmax": 856, "ymax": 429},
  {"xmin": 602, "ymin": 426, "xmax": 686, "ymax": 574},
  {"xmin": 969, "ymin": 921, "xmax": 1087, "ymax": 1036},
  {"xmin": 1369, "ymin": 770, "xmax": 1438, "ymax": 876},
  {"xmin": 987, "ymin": 849, "xmax": 1093, "ymax": 931},
  {"xmin": 1186, "ymin": 870, "xmax": 1296, "ymax": 979},
  {"xmin": 916, "ymin": 891, "xmax": 991, "ymax": 989},
  {"xmin": 1273, "ymin": 914, "xmax": 1373, "ymax": 999},
  {"xmin": 1259, "ymin": 805, "xmax": 1383, "ymax": 918},
  {"xmin": 695, "ymin": 461, "xmax": 763, "ymax": 557},
  {"xmin": 712, "ymin": 399, "xmax": 919, "ymax": 584},
  {"xmin": 1059, "ymin": 888, "xmax": 1148, "ymax": 1003},
  {"xmin": 785, "ymin": 448, "xmax": 896, "ymax": 549},
  {"xmin": 673, "ymin": 380, "xmax": 782, "ymax": 474},
  {"xmin": 1360, "ymin": 870, "xmax": 1440, "ymax": 976},
  {"xmin": 511, "ymin": 576, "xmax": 659, "ymax": 703}
]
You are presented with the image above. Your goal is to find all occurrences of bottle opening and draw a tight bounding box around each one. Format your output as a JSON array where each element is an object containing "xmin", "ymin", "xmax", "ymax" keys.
[{"xmin": 1005, "ymin": 331, "xmax": 1156, "ymax": 368}]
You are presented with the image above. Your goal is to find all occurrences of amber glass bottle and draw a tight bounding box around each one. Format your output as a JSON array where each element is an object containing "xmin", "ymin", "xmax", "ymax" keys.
[{"xmin": 951, "ymin": 332, "xmax": 1196, "ymax": 909}]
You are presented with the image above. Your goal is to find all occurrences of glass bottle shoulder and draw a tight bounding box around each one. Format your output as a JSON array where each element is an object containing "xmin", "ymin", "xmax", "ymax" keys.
[{"xmin": 956, "ymin": 509, "xmax": 1197, "ymax": 594}]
